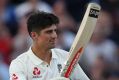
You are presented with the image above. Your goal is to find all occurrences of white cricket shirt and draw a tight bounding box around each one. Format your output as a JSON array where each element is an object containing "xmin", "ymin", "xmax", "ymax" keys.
[{"xmin": 9, "ymin": 47, "xmax": 90, "ymax": 80}]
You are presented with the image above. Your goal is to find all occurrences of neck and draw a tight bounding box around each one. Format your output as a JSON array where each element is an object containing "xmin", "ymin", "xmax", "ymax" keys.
[{"xmin": 31, "ymin": 44, "xmax": 52, "ymax": 64}]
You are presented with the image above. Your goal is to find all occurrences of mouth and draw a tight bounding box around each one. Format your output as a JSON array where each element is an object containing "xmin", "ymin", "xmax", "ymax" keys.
[
  {"xmin": 50, "ymin": 41, "xmax": 56, "ymax": 44},
  {"xmin": 49, "ymin": 40, "xmax": 56, "ymax": 44}
]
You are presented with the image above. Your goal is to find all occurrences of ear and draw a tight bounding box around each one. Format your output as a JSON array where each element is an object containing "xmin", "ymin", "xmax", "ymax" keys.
[{"xmin": 30, "ymin": 32, "xmax": 38, "ymax": 40}]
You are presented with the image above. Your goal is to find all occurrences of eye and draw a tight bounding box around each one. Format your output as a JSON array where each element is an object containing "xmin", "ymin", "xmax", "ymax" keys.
[
  {"xmin": 46, "ymin": 30, "xmax": 53, "ymax": 34},
  {"xmin": 45, "ymin": 29, "xmax": 58, "ymax": 34},
  {"xmin": 54, "ymin": 29, "xmax": 58, "ymax": 34}
]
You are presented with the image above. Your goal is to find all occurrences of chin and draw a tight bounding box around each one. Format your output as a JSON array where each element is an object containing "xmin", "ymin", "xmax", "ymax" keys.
[
  {"xmin": 51, "ymin": 45, "xmax": 55, "ymax": 48},
  {"xmin": 49, "ymin": 44, "xmax": 56, "ymax": 49}
]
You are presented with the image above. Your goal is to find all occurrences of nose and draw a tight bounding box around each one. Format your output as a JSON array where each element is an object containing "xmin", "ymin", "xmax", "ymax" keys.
[{"xmin": 52, "ymin": 30, "xmax": 57, "ymax": 38}]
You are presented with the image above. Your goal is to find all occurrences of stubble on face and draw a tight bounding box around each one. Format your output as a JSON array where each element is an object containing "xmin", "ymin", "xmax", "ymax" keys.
[{"xmin": 36, "ymin": 25, "xmax": 58, "ymax": 50}]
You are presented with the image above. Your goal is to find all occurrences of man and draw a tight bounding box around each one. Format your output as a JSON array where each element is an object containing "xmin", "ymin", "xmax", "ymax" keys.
[{"xmin": 9, "ymin": 11, "xmax": 90, "ymax": 80}]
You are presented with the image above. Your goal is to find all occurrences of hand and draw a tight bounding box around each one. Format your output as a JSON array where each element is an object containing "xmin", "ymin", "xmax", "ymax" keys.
[{"xmin": 50, "ymin": 77, "xmax": 70, "ymax": 80}]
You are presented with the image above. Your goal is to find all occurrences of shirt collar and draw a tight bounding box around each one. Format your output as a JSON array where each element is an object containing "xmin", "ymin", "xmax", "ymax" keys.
[
  {"xmin": 28, "ymin": 47, "xmax": 58, "ymax": 65},
  {"xmin": 51, "ymin": 48, "xmax": 58, "ymax": 59}
]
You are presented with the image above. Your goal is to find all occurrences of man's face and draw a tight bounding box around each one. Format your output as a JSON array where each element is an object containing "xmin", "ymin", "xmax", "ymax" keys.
[{"xmin": 32, "ymin": 25, "xmax": 58, "ymax": 49}]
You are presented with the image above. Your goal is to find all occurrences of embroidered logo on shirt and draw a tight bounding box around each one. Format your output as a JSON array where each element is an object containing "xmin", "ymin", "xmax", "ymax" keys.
[
  {"xmin": 33, "ymin": 67, "xmax": 42, "ymax": 78},
  {"xmin": 12, "ymin": 74, "xmax": 18, "ymax": 80},
  {"xmin": 33, "ymin": 67, "xmax": 40, "ymax": 75},
  {"xmin": 57, "ymin": 64, "xmax": 62, "ymax": 73}
]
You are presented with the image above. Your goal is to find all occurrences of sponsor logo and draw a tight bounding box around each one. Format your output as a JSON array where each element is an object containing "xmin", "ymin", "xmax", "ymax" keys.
[
  {"xmin": 12, "ymin": 74, "xmax": 18, "ymax": 80},
  {"xmin": 89, "ymin": 9, "xmax": 100, "ymax": 18},
  {"xmin": 33, "ymin": 67, "xmax": 42, "ymax": 78}
]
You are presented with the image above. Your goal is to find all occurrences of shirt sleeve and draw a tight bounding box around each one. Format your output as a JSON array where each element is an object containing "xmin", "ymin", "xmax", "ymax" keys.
[
  {"xmin": 70, "ymin": 64, "xmax": 90, "ymax": 80},
  {"xmin": 9, "ymin": 60, "xmax": 27, "ymax": 80}
]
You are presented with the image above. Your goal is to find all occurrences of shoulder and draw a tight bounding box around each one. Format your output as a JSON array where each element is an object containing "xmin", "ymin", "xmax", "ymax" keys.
[
  {"xmin": 51, "ymin": 48, "xmax": 69, "ymax": 61},
  {"xmin": 10, "ymin": 50, "xmax": 29, "ymax": 67},
  {"xmin": 9, "ymin": 50, "xmax": 30, "ymax": 73},
  {"xmin": 52, "ymin": 48, "xmax": 69, "ymax": 55},
  {"xmin": 52, "ymin": 48, "xmax": 68, "ymax": 53}
]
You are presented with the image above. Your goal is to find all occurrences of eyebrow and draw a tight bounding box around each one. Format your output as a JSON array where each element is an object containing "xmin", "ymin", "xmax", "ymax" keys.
[{"xmin": 45, "ymin": 28, "xmax": 57, "ymax": 32}]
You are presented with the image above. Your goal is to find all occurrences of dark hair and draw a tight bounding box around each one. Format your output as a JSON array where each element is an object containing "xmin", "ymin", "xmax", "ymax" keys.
[{"xmin": 27, "ymin": 11, "xmax": 59, "ymax": 35}]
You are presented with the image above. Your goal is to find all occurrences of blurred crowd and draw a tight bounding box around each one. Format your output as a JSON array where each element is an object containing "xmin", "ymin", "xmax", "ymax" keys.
[{"xmin": 0, "ymin": 0, "xmax": 119, "ymax": 80}]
